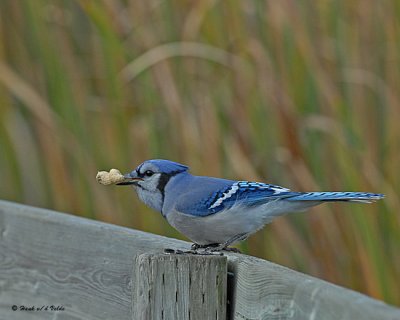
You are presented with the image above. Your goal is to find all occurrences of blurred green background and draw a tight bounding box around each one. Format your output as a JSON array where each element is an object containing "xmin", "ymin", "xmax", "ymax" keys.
[{"xmin": 0, "ymin": 0, "xmax": 399, "ymax": 306}]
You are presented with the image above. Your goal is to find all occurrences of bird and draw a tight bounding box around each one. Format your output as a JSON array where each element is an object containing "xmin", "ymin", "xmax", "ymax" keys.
[{"xmin": 117, "ymin": 159, "xmax": 384, "ymax": 252}]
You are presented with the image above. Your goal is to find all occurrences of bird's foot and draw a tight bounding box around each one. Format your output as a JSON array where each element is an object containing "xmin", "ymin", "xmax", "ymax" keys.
[
  {"xmin": 164, "ymin": 243, "xmax": 240, "ymax": 255},
  {"xmin": 191, "ymin": 242, "xmax": 242, "ymax": 253},
  {"xmin": 164, "ymin": 248, "xmax": 201, "ymax": 255},
  {"xmin": 189, "ymin": 243, "xmax": 224, "ymax": 255},
  {"xmin": 204, "ymin": 245, "xmax": 241, "ymax": 253},
  {"xmin": 164, "ymin": 248, "xmax": 194, "ymax": 254},
  {"xmin": 196, "ymin": 243, "xmax": 224, "ymax": 256},
  {"xmin": 163, "ymin": 247, "xmax": 223, "ymax": 256},
  {"xmin": 191, "ymin": 243, "xmax": 219, "ymax": 250}
]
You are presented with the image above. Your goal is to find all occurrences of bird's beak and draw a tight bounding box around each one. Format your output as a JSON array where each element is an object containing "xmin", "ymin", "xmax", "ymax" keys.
[{"xmin": 116, "ymin": 173, "xmax": 143, "ymax": 186}]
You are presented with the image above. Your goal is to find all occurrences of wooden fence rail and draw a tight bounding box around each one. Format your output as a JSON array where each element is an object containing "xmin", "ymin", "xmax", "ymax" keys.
[{"xmin": 0, "ymin": 200, "xmax": 399, "ymax": 320}]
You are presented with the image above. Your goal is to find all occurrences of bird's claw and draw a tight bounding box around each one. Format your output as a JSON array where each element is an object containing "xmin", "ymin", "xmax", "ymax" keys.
[
  {"xmin": 204, "ymin": 246, "xmax": 241, "ymax": 253},
  {"xmin": 191, "ymin": 243, "xmax": 201, "ymax": 250},
  {"xmin": 164, "ymin": 248, "xmax": 223, "ymax": 256},
  {"xmin": 164, "ymin": 243, "xmax": 240, "ymax": 255},
  {"xmin": 191, "ymin": 243, "xmax": 218, "ymax": 250},
  {"xmin": 195, "ymin": 243, "xmax": 241, "ymax": 254},
  {"xmin": 164, "ymin": 248, "xmax": 192, "ymax": 254}
]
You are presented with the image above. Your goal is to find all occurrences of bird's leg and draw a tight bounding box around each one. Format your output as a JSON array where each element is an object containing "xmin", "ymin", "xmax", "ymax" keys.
[
  {"xmin": 205, "ymin": 233, "xmax": 247, "ymax": 253},
  {"xmin": 165, "ymin": 237, "xmax": 245, "ymax": 255},
  {"xmin": 164, "ymin": 248, "xmax": 201, "ymax": 255},
  {"xmin": 191, "ymin": 243, "xmax": 218, "ymax": 251},
  {"xmin": 164, "ymin": 242, "xmax": 225, "ymax": 255},
  {"xmin": 191, "ymin": 243, "xmax": 224, "ymax": 255}
]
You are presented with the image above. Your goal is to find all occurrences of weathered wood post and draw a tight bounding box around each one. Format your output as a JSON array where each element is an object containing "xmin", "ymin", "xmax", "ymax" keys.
[
  {"xmin": 1, "ymin": 201, "xmax": 400, "ymax": 320},
  {"xmin": 132, "ymin": 253, "xmax": 227, "ymax": 320}
]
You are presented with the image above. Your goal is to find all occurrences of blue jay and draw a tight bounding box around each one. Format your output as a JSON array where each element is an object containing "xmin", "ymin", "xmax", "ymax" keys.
[{"xmin": 118, "ymin": 159, "xmax": 384, "ymax": 252}]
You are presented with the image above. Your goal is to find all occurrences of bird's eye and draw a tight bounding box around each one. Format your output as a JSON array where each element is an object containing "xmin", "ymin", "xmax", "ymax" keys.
[{"xmin": 144, "ymin": 170, "xmax": 154, "ymax": 177}]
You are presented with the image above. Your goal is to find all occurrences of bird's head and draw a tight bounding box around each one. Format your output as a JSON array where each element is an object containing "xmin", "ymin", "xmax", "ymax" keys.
[{"xmin": 118, "ymin": 159, "xmax": 189, "ymax": 213}]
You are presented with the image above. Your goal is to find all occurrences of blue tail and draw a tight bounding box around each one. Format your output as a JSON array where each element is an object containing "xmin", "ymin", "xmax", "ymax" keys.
[{"xmin": 286, "ymin": 192, "xmax": 384, "ymax": 203}]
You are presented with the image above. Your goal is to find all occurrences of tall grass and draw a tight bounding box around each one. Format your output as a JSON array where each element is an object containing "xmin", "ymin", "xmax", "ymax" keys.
[{"xmin": 0, "ymin": 0, "xmax": 399, "ymax": 305}]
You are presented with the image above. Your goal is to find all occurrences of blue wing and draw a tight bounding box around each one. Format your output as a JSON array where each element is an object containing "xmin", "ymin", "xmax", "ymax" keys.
[
  {"xmin": 178, "ymin": 181, "xmax": 296, "ymax": 217},
  {"xmin": 175, "ymin": 178, "xmax": 384, "ymax": 217}
]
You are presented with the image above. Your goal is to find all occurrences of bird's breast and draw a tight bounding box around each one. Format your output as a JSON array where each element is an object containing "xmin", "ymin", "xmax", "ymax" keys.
[{"xmin": 165, "ymin": 206, "xmax": 266, "ymax": 245}]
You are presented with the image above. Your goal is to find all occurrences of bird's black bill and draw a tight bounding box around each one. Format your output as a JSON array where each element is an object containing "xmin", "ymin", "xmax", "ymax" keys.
[
  {"xmin": 116, "ymin": 174, "xmax": 143, "ymax": 186},
  {"xmin": 116, "ymin": 181, "xmax": 137, "ymax": 186}
]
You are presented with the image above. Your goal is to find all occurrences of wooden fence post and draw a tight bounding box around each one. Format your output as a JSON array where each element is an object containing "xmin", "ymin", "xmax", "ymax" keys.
[
  {"xmin": 1, "ymin": 201, "xmax": 400, "ymax": 320},
  {"xmin": 132, "ymin": 253, "xmax": 227, "ymax": 320}
]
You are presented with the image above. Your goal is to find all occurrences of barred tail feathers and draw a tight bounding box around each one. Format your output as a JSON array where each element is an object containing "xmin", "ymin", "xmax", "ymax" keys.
[{"xmin": 286, "ymin": 192, "xmax": 384, "ymax": 203}]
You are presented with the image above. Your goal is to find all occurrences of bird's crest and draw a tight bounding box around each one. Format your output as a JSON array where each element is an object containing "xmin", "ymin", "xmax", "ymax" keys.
[{"xmin": 143, "ymin": 159, "xmax": 189, "ymax": 174}]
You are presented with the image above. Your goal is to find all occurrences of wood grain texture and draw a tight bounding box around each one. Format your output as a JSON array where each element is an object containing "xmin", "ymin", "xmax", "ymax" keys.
[
  {"xmin": 0, "ymin": 200, "xmax": 190, "ymax": 320},
  {"xmin": 1, "ymin": 200, "xmax": 399, "ymax": 320},
  {"xmin": 227, "ymin": 255, "xmax": 400, "ymax": 320},
  {"xmin": 132, "ymin": 253, "xmax": 227, "ymax": 320}
]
